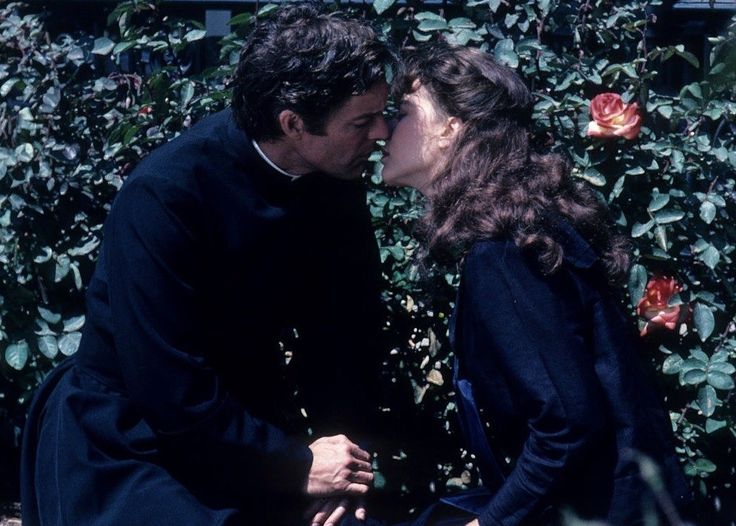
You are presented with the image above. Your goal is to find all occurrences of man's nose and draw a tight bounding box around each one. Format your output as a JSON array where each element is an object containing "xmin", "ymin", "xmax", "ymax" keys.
[{"xmin": 370, "ymin": 115, "xmax": 391, "ymax": 141}]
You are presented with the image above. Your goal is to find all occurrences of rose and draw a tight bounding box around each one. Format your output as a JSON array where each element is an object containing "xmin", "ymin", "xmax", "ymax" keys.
[
  {"xmin": 637, "ymin": 276, "xmax": 682, "ymax": 336},
  {"xmin": 587, "ymin": 93, "xmax": 642, "ymax": 140}
]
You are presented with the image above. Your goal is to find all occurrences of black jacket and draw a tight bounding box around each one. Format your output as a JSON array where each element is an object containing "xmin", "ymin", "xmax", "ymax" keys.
[
  {"xmin": 21, "ymin": 109, "xmax": 385, "ymax": 525},
  {"xmin": 448, "ymin": 224, "xmax": 691, "ymax": 525}
]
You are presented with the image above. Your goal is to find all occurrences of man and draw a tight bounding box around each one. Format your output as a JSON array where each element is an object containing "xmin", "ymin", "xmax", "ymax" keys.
[{"xmin": 21, "ymin": 4, "xmax": 394, "ymax": 525}]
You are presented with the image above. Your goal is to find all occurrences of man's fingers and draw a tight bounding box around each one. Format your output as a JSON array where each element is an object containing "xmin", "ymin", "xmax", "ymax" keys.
[
  {"xmin": 324, "ymin": 498, "xmax": 349, "ymax": 526},
  {"xmin": 344, "ymin": 482, "xmax": 371, "ymax": 495},
  {"xmin": 349, "ymin": 459, "xmax": 373, "ymax": 473},
  {"xmin": 347, "ymin": 469, "xmax": 374, "ymax": 486},
  {"xmin": 348, "ymin": 444, "xmax": 371, "ymax": 462}
]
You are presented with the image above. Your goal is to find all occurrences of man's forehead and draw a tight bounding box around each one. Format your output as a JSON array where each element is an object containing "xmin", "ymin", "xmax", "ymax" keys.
[{"xmin": 340, "ymin": 82, "xmax": 389, "ymax": 117}]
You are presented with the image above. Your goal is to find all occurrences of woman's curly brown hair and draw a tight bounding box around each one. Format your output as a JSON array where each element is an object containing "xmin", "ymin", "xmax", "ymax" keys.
[{"xmin": 397, "ymin": 42, "xmax": 630, "ymax": 283}]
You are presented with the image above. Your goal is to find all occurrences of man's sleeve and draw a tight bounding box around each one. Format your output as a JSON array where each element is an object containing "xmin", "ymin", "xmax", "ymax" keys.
[
  {"xmin": 463, "ymin": 242, "xmax": 608, "ymax": 526},
  {"xmin": 105, "ymin": 175, "xmax": 312, "ymax": 498}
]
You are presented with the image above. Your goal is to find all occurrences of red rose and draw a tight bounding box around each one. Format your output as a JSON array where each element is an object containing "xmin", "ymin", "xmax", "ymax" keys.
[
  {"xmin": 138, "ymin": 105, "xmax": 153, "ymax": 116},
  {"xmin": 637, "ymin": 276, "xmax": 682, "ymax": 336},
  {"xmin": 587, "ymin": 93, "xmax": 642, "ymax": 140}
]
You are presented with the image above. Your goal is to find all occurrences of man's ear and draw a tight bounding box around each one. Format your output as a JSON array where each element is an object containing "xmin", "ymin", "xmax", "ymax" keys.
[
  {"xmin": 277, "ymin": 109, "xmax": 305, "ymax": 139},
  {"xmin": 438, "ymin": 116, "xmax": 463, "ymax": 149}
]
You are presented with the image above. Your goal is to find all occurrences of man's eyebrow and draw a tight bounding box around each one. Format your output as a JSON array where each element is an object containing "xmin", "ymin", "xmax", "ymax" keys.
[{"xmin": 351, "ymin": 110, "xmax": 384, "ymax": 121}]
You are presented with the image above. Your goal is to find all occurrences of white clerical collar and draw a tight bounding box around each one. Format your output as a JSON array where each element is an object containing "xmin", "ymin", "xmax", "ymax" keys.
[{"xmin": 251, "ymin": 140, "xmax": 301, "ymax": 180}]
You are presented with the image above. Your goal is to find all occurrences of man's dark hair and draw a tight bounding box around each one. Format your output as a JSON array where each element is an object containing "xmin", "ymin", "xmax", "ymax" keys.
[{"xmin": 231, "ymin": 2, "xmax": 396, "ymax": 141}]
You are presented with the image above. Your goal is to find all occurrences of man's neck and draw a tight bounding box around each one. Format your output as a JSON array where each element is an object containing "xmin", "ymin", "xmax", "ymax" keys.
[{"xmin": 256, "ymin": 139, "xmax": 312, "ymax": 176}]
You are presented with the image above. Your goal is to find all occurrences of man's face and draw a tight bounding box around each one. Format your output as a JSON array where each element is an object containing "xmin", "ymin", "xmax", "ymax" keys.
[{"xmin": 297, "ymin": 81, "xmax": 390, "ymax": 180}]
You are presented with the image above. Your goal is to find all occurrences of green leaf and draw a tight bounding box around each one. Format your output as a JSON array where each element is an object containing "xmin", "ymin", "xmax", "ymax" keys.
[
  {"xmin": 184, "ymin": 29, "xmax": 207, "ymax": 42},
  {"xmin": 448, "ymin": 17, "xmax": 475, "ymax": 29},
  {"xmin": 228, "ymin": 12, "xmax": 253, "ymax": 26},
  {"xmin": 662, "ymin": 354, "xmax": 683, "ymax": 375},
  {"xmin": 0, "ymin": 78, "xmax": 20, "ymax": 97},
  {"xmin": 414, "ymin": 11, "xmax": 446, "ymax": 21},
  {"xmin": 697, "ymin": 385, "xmax": 717, "ymax": 417},
  {"xmin": 657, "ymin": 105, "xmax": 673, "ymax": 119},
  {"xmin": 38, "ymin": 307, "xmax": 61, "ymax": 325},
  {"xmin": 112, "ymin": 41, "xmax": 136, "ymax": 55},
  {"xmin": 92, "ymin": 37, "xmax": 115, "ymax": 55},
  {"xmin": 42, "ymin": 87, "xmax": 61, "ymax": 110},
  {"xmin": 700, "ymin": 201, "xmax": 716, "ymax": 224},
  {"xmin": 682, "ymin": 83, "xmax": 703, "ymax": 100},
  {"xmin": 494, "ymin": 39, "xmax": 519, "ymax": 69},
  {"xmin": 180, "ymin": 82, "xmax": 195, "ymax": 107},
  {"xmin": 58, "ymin": 332, "xmax": 82, "ymax": 356},
  {"xmin": 256, "ymin": 4, "xmax": 279, "ymax": 17},
  {"xmin": 707, "ymin": 371, "xmax": 734, "ymax": 390},
  {"xmin": 691, "ymin": 349, "xmax": 709, "ymax": 363},
  {"xmin": 681, "ymin": 357, "xmax": 707, "ymax": 372},
  {"xmin": 631, "ymin": 220, "xmax": 655, "ymax": 238},
  {"xmin": 417, "ymin": 19, "xmax": 449, "ymax": 32},
  {"xmin": 654, "ymin": 209, "xmax": 685, "ymax": 224},
  {"xmin": 654, "ymin": 225, "xmax": 667, "ymax": 251},
  {"xmin": 628, "ymin": 264, "xmax": 648, "ymax": 305},
  {"xmin": 63, "ymin": 315, "xmax": 85, "ymax": 333},
  {"xmin": 683, "ymin": 369, "xmax": 707, "ymax": 385},
  {"xmin": 676, "ymin": 49, "xmax": 700, "ymax": 68},
  {"xmin": 709, "ymin": 362, "xmax": 736, "ymax": 375},
  {"xmin": 700, "ymin": 245, "xmax": 720, "ymax": 270},
  {"xmin": 694, "ymin": 458, "xmax": 716, "ymax": 473},
  {"xmin": 55, "ymin": 255, "xmax": 71, "ymax": 282},
  {"xmin": 373, "ymin": 0, "xmax": 396, "ymax": 14},
  {"xmin": 37, "ymin": 335, "xmax": 58, "ymax": 359},
  {"xmin": 648, "ymin": 194, "xmax": 670, "ymax": 212},
  {"xmin": 15, "ymin": 143, "xmax": 34, "ymax": 163},
  {"xmin": 693, "ymin": 303, "xmax": 715, "ymax": 341},
  {"xmin": 580, "ymin": 167, "xmax": 606, "ymax": 186},
  {"xmin": 711, "ymin": 350, "xmax": 730, "ymax": 363},
  {"xmin": 5, "ymin": 341, "xmax": 29, "ymax": 370},
  {"xmin": 705, "ymin": 419, "xmax": 727, "ymax": 434},
  {"xmin": 504, "ymin": 14, "xmax": 519, "ymax": 28}
]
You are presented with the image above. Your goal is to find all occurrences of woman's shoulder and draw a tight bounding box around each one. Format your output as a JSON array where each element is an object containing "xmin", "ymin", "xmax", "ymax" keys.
[{"xmin": 465, "ymin": 238, "xmax": 526, "ymax": 272}]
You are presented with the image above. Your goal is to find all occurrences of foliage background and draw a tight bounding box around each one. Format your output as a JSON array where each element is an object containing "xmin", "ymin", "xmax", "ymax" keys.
[{"xmin": 1, "ymin": 0, "xmax": 735, "ymax": 523}]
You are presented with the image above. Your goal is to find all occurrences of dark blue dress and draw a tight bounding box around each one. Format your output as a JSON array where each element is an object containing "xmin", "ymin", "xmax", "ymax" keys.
[
  {"xmin": 20, "ymin": 109, "xmax": 385, "ymax": 526},
  {"xmin": 413, "ymin": 225, "xmax": 691, "ymax": 526}
]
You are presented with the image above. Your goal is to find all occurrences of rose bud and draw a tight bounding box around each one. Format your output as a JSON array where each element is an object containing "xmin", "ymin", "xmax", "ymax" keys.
[
  {"xmin": 637, "ymin": 276, "xmax": 682, "ymax": 336},
  {"xmin": 587, "ymin": 93, "xmax": 642, "ymax": 140}
]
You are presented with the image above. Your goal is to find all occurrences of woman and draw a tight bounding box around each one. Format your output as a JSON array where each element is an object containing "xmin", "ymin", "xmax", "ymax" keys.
[{"xmin": 382, "ymin": 42, "xmax": 691, "ymax": 526}]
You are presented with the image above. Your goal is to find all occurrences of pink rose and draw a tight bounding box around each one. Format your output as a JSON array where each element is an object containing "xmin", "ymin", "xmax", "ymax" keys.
[
  {"xmin": 587, "ymin": 93, "xmax": 642, "ymax": 140},
  {"xmin": 637, "ymin": 276, "xmax": 682, "ymax": 336}
]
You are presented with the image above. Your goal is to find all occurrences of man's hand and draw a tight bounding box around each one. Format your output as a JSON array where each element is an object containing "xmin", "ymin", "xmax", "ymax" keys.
[
  {"xmin": 305, "ymin": 435, "xmax": 374, "ymax": 497},
  {"xmin": 304, "ymin": 496, "xmax": 367, "ymax": 526}
]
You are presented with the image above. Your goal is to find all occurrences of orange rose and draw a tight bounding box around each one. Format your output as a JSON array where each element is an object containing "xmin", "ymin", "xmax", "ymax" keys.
[
  {"xmin": 637, "ymin": 276, "xmax": 682, "ymax": 336},
  {"xmin": 587, "ymin": 93, "xmax": 642, "ymax": 140}
]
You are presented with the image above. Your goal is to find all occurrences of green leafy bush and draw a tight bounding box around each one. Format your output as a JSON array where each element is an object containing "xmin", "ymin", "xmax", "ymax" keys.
[{"xmin": 1, "ymin": 0, "xmax": 734, "ymax": 522}]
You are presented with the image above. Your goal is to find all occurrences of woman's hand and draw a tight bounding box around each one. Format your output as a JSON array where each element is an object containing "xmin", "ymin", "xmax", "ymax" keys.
[
  {"xmin": 465, "ymin": 519, "xmax": 480, "ymax": 526},
  {"xmin": 304, "ymin": 496, "xmax": 367, "ymax": 526}
]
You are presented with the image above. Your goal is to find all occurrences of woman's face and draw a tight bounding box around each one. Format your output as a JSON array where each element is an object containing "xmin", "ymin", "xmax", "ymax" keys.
[{"xmin": 381, "ymin": 82, "xmax": 459, "ymax": 195}]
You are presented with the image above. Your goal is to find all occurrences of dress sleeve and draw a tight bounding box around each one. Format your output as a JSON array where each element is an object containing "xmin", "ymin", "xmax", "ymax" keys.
[
  {"xmin": 462, "ymin": 241, "xmax": 608, "ymax": 526},
  {"xmin": 104, "ymin": 176, "xmax": 312, "ymax": 498}
]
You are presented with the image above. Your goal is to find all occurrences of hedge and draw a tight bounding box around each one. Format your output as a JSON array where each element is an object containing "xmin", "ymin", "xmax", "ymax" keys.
[{"xmin": 1, "ymin": 0, "xmax": 734, "ymax": 522}]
